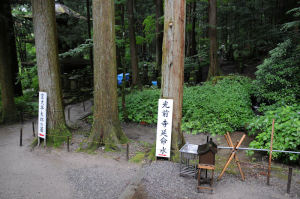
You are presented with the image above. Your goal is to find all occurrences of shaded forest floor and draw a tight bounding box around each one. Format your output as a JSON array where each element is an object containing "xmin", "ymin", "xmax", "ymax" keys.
[{"xmin": 0, "ymin": 100, "xmax": 299, "ymax": 199}]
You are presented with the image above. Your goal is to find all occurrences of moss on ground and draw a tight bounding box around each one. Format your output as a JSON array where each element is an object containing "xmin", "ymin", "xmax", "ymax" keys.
[
  {"xmin": 130, "ymin": 152, "xmax": 146, "ymax": 163},
  {"xmin": 47, "ymin": 125, "xmax": 71, "ymax": 148}
]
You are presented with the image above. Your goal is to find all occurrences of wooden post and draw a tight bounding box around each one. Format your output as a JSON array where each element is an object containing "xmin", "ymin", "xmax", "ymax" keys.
[
  {"xmin": 32, "ymin": 121, "xmax": 35, "ymax": 137},
  {"xmin": 67, "ymin": 136, "xmax": 70, "ymax": 152},
  {"xmin": 20, "ymin": 128, "xmax": 22, "ymax": 146},
  {"xmin": 126, "ymin": 143, "xmax": 129, "ymax": 161},
  {"xmin": 83, "ymin": 100, "xmax": 85, "ymax": 111},
  {"xmin": 267, "ymin": 119, "xmax": 275, "ymax": 185},
  {"xmin": 287, "ymin": 167, "xmax": 293, "ymax": 194}
]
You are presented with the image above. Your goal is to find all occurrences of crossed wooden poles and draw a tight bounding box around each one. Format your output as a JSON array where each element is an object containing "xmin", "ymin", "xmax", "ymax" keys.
[{"xmin": 217, "ymin": 132, "xmax": 246, "ymax": 181}]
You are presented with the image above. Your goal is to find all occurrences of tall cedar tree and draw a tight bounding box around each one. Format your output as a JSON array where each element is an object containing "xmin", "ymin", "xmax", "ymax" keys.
[
  {"xmin": 127, "ymin": 0, "xmax": 139, "ymax": 87},
  {"xmin": 0, "ymin": 0, "xmax": 18, "ymax": 122},
  {"xmin": 155, "ymin": 0, "xmax": 164, "ymax": 86},
  {"xmin": 32, "ymin": 0, "xmax": 67, "ymax": 130},
  {"xmin": 89, "ymin": 0, "xmax": 127, "ymax": 149},
  {"xmin": 207, "ymin": 0, "xmax": 220, "ymax": 80},
  {"xmin": 161, "ymin": 0, "xmax": 186, "ymax": 156}
]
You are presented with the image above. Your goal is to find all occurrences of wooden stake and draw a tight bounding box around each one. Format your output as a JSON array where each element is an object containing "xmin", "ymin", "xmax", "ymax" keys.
[
  {"xmin": 20, "ymin": 128, "xmax": 23, "ymax": 146},
  {"xmin": 67, "ymin": 136, "xmax": 70, "ymax": 152},
  {"xmin": 126, "ymin": 143, "xmax": 129, "ymax": 161},
  {"xmin": 287, "ymin": 167, "xmax": 293, "ymax": 194},
  {"xmin": 267, "ymin": 119, "xmax": 275, "ymax": 185}
]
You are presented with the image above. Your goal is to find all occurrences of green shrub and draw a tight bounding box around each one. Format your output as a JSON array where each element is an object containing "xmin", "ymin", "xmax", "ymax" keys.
[
  {"xmin": 248, "ymin": 104, "xmax": 300, "ymax": 162},
  {"xmin": 119, "ymin": 76, "xmax": 254, "ymax": 135},
  {"xmin": 18, "ymin": 65, "xmax": 39, "ymax": 92},
  {"xmin": 254, "ymin": 39, "xmax": 300, "ymax": 104},
  {"xmin": 15, "ymin": 91, "xmax": 38, "ymax": 117},
  {"xmin": 119, "ymin": 89, "xmax": 160, "ymax": 124},
  {"xmin": 182, "ymin": 76, "xmax": 254, "ymax": 135}
]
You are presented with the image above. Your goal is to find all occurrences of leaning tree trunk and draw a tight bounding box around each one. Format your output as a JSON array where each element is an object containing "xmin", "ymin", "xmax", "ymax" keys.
[
  {"xmin": 155, "ymin": 0, "xmax": 164, "ymax": 87},
  {"xmin": 127, "ymin": 0, "xmax": 139, "ymax": 87},
  {"xmin": 207, "ymin": 0, "xmax": 220, "ymax": 80},
  {"xmin": 161, "ymin": 0, "xmax": 186, "ymax": 157},
  {"xmin": 32, "ymin": 0, "xmax": 67, "ymax": 131},
  {"xmin": 0, "ymin": 0, "xmax": 18, "ymax": 123},
  {"xmin": 89, "ymin": 0, "xmax": 127, "ymax": 149}
]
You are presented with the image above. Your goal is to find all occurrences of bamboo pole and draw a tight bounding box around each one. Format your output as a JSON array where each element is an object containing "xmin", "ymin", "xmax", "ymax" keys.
[{"xmin": 267, "ymin": 119, "xmax": 275, "ymax": 185}]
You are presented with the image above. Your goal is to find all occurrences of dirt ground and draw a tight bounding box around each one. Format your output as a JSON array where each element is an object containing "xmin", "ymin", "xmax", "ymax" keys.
[{"xmin": 0, "ymin": 101, "xmax": 299, "ymax": 199}]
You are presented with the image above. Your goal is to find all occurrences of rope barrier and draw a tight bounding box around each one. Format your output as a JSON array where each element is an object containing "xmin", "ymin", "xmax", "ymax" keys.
[
  {"xmin": 218, "ymin": 146, "xmax": 300, "ymax": 155},
  {"xmin": 45, "ymin": 134, "xmax": 104, "ymax": 145}
]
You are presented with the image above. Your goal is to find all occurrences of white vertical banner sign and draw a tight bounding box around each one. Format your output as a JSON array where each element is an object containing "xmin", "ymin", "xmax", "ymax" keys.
[
  {"xmin": 38, "ymin": 92, "xmax": 47, "ymax": 139},
  {"xmin": 156, "ymin": 99, "xmax": 173, "ymax": 158}
]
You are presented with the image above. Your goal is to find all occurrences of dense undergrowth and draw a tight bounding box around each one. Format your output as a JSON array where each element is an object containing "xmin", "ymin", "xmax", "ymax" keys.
[
  {"xmin": 248, "ymin": 104, "xmax": 300, "ymax": 162},
  {"xmin": 119, "ymin": 75, "xmax": 254, "ymax": 135}
]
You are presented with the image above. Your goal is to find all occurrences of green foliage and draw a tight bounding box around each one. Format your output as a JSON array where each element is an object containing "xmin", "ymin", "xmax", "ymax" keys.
[
  {"xmin": 119, "ymin": 89, "xmax": 160, "ymax": 123},
  {"xmin": 282, "ymin": 4, "xmax": 300, "ymax": 30},
  {"xmin": 142, "ymin": 15, "xmax": 156, "ymax": 44},
  {"xmin": 119, "ymin": 76, "xmax": 254, "ymax": 135},
  {"xmin": 182, "ymin": 76, "xmax": 254, "ymax": 135},
  {"xmin": 15, "ymin": 92, "xmax": 38, "ymax": 116},
  {"xmin": 254, "ymin": 39, "xmax": 300, "ymax": 104},
  {"xmin": 18, "ymin": 65, "xmax": 38, "ymax": 92},
  {"xmin": 247, "ymin": 104, "xmax": 300, "ymax": 162},
  {"xmin": 59, "ymin": 39, "xmax": 93, "ymax": 58}
]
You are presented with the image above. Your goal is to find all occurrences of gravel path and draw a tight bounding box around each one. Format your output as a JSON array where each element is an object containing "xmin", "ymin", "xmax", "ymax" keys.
[
  {"xmin": 0, "ymin": 100, "xmax": 299, "ymax": 199},
  {"xmin": 0, "ymin": 119, "xmax": 139, "ymax": 199},
  {"xmin": 139, "ymin": 161, "xmax": 299, "ymax": 199},
  {"xmin": 67, "ymin": 165, "xmax": 138, "ymax": 199}
]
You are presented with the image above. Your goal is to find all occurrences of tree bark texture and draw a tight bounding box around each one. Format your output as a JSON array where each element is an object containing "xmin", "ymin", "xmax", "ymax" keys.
[
  {"xmin": 32, "ymin": 0, "xmax": 66, "ymax": 130},
  {"xmin": 155, "ymin": 0, "xmax": 164, "ymax": 85},
  {"xmin": 161, "ymin": 0, "xmax": 186, "ymax": 154},
  {"xmin": 89, "ymin": 0, "xmax": 127, "ymax": 148},
  {"xmin": 0, "ymin": 0, "xmax": 18, "ymax": 122},
  {"xmin": 207, "ymin": 0, "xmax": 220, "ymax": 80},
  {"xmin": 127, "ymin": 0, "xmax": 139, "ymax": 87}
]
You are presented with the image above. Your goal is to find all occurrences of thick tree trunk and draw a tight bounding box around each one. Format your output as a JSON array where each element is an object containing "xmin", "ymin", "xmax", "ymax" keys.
[
  {"xmin": 32, "ymin": 0, "xmax": 66, "ymax": 131},
  {"xmin": 161, "ymin": 0, "xmax": 186, "ymax": 157},
  {"xmin": 86, "ymin": 0, "xmax": 93, "ymax": 69},
  {"xmin": 0, "ymin": 0, "xmax": 18, "ymax": 122},
  {"xmin": 127, "ymin": 0, "xmax": 139, "ymax": 87},
  {"xmin": 155, "ymin": 0, "xmax": 164, "ymax": 86},
  {"xmin": 207, "ymin": 0, "xmax": 220, "ymax": 80},
  {"xmin": 5, "ymin": 2, "xmax": 23, "ymax": 97},
  {"xmin": 89, "ymin": 0, "xmax": 127, "ymax": 149}
]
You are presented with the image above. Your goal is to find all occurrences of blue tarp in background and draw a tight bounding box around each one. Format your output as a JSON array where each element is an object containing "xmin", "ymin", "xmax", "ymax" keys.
[
  {"xmin": 117, "ymin": 73, "xmax": 130, "ymax": 85},
  {"xmin": 152, "ymin": 81, "xmax": 157, "ymax": 86}
]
